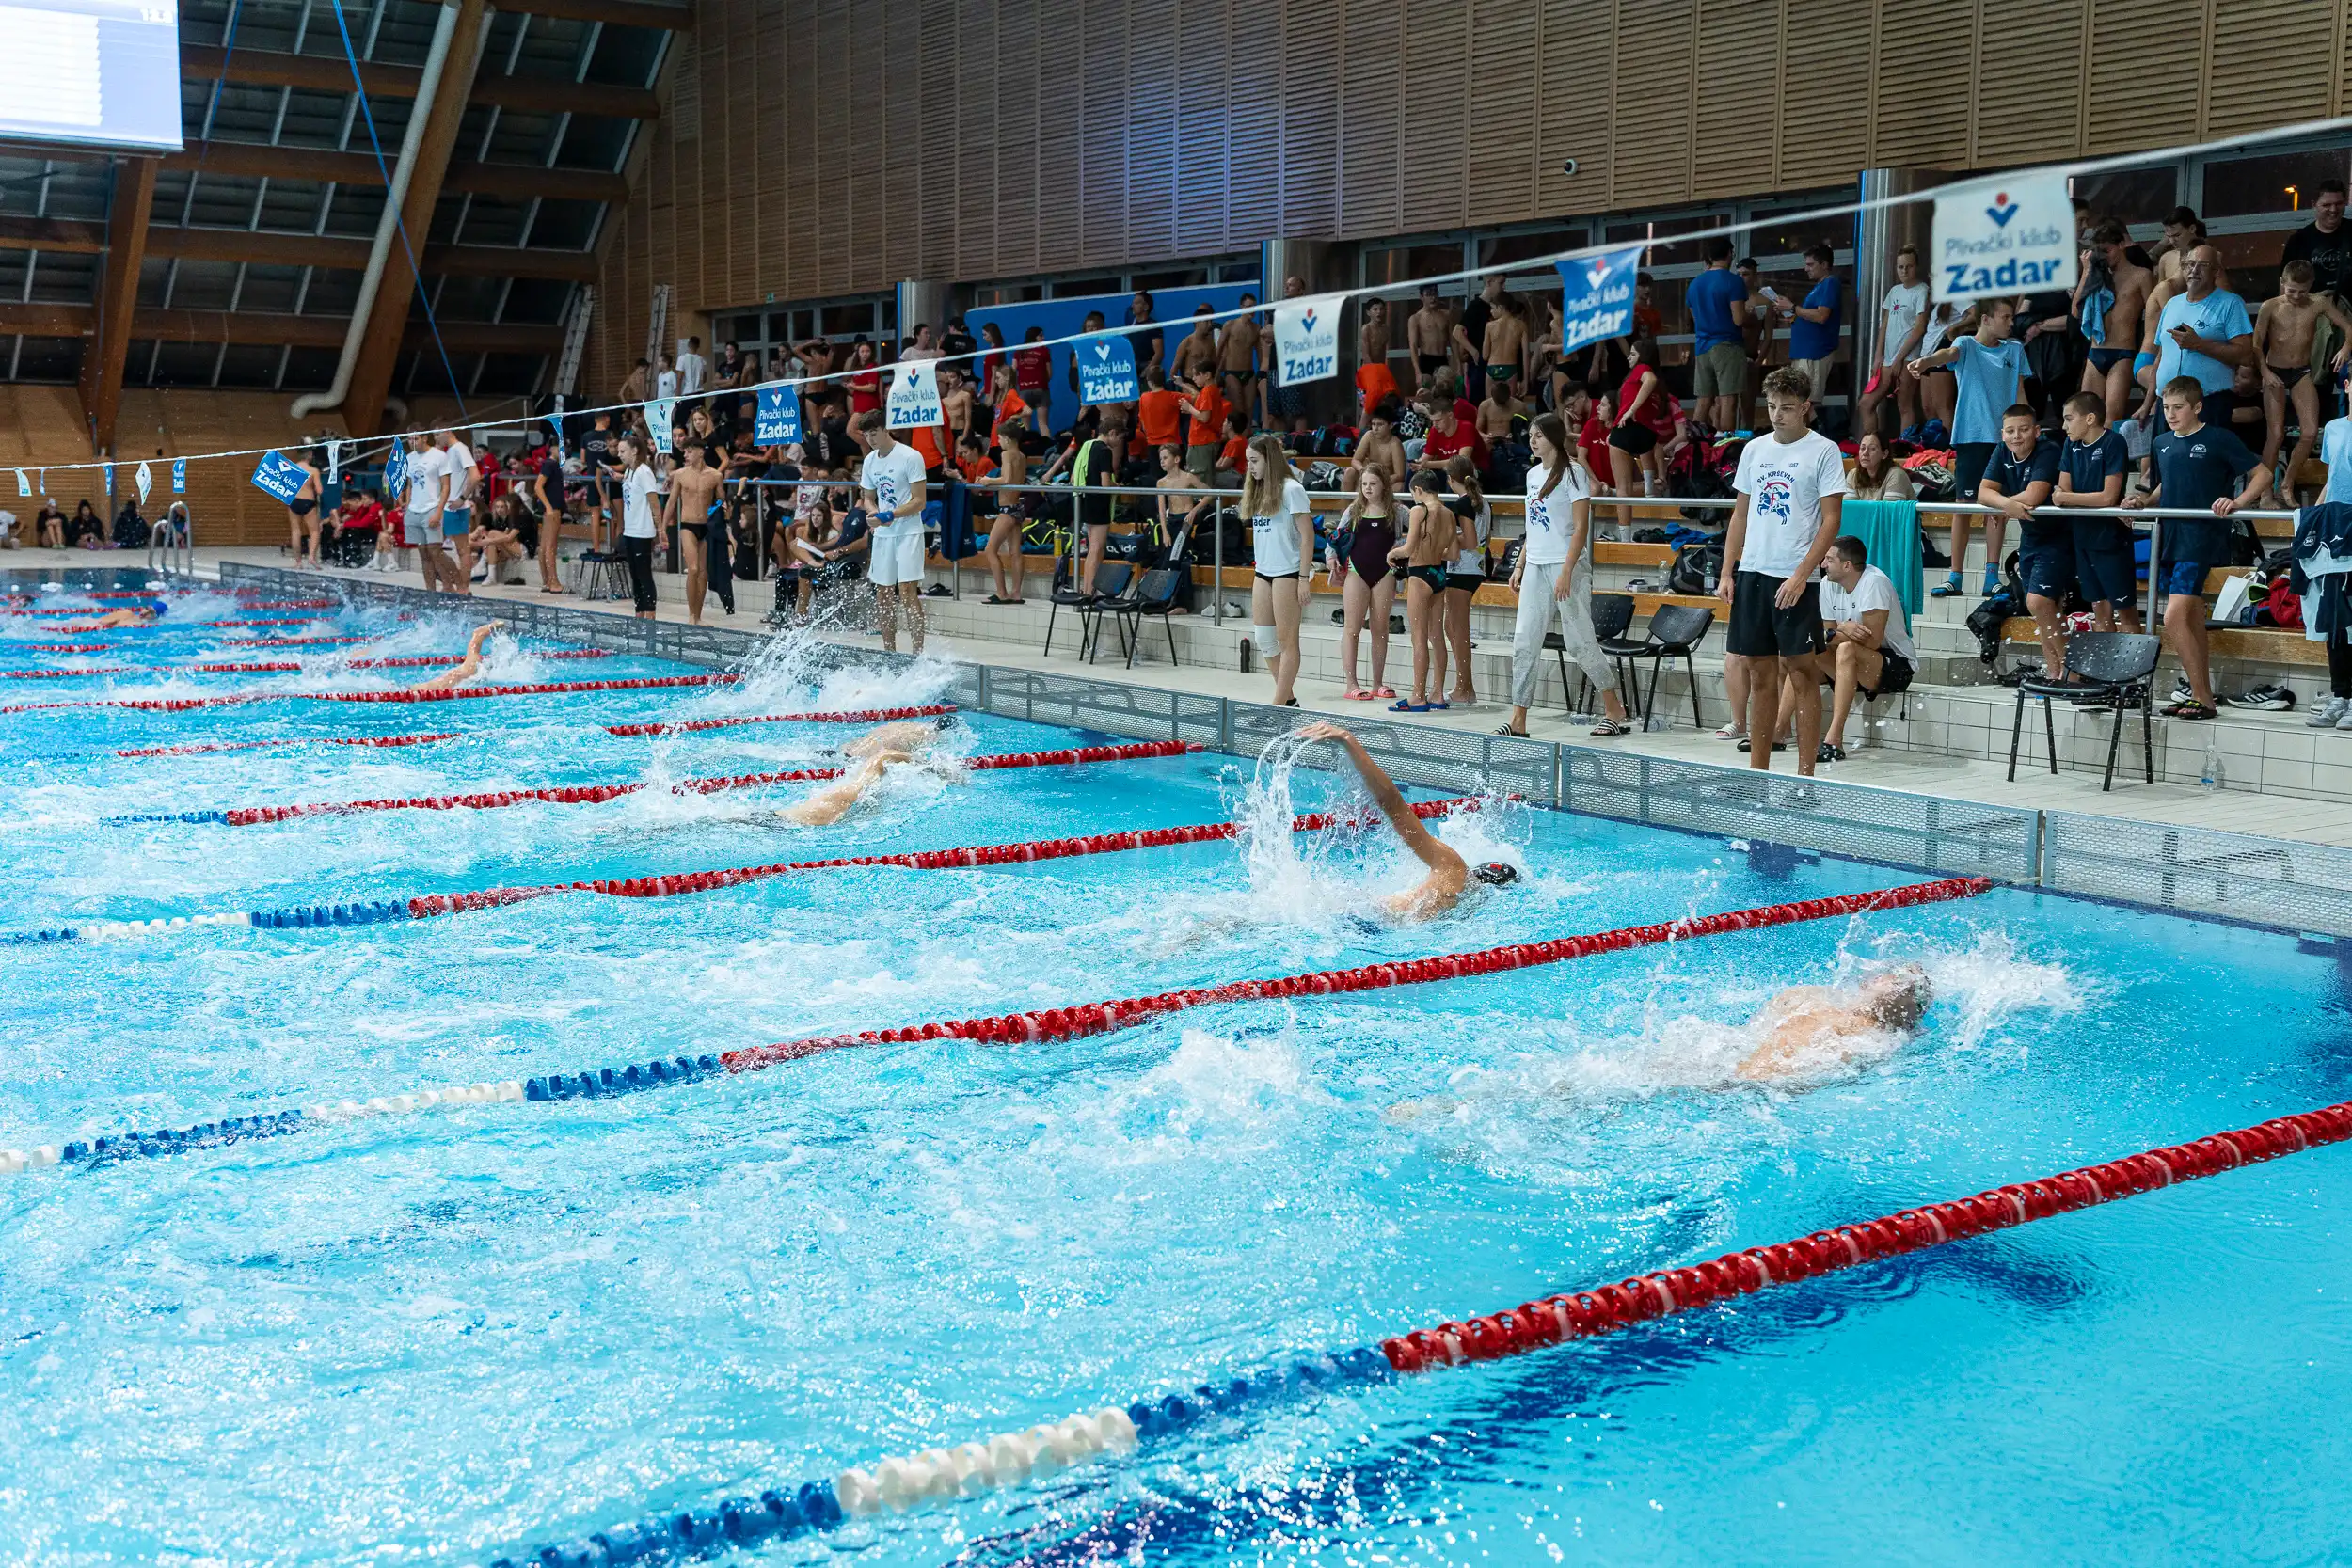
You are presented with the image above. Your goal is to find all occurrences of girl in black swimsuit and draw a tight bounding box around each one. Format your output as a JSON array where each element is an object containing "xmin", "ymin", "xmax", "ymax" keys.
[
  {"xmin": 1388, "ymin": 469, "xmax": 1460, "ymax": 712},
  {"xmin": 1330, "ymin": 468, "xmax": 1399, "ymax": 699}
]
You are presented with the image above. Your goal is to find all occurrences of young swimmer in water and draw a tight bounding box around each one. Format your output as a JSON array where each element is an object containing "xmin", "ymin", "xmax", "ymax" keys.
[
  {"xmin": 1731, "ymin": 964, "xmax": 1931, "ymax": 1082},
  {"xmin": 86, "ymin": 601, "xmax": 167, "ymax": 629},
  {"xmin": 1295, "ymin": 720, "xmax": 1518, "ymax": 920},
  {"xmin": 782, "ymin": 716, "xmax": 953, "ymax": 825},
  {"xmin": 405, "ymin": 620, "xmax": 505, "ymax": 693}
]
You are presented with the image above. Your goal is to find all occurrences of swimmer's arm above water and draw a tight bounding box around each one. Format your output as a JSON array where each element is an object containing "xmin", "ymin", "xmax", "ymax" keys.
[{"xmin": 1296, "ymin": 721, "xmax": 1468, "ymax": 895}]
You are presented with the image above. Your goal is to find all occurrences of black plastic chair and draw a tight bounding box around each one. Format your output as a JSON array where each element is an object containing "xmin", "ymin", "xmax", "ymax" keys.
[
  {"xmin": 1609, "ymin": 601, "xmax": 1716, "ymax": 729},
  {"xmin": 1102, "ymin": 565, "xmax": 1186, "ymax": 667},
  {"xmin": 2008, "ymin": 632, "xmax": 2160, "ymax": 790},
  {"xmin": 1041, "ymin": 551, "xmax": 1109, "ymax": 658},
  {"xmin": 1550, "ymin": 592, "xmax": 1635, "ymax": 716},
  {"xmin": 1071, "ymin": 561, "xmax": 1134, "ymax": 662}
]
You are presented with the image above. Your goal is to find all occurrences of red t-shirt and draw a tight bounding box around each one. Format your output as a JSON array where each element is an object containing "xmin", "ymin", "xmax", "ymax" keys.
[
  {"xmin": 1137, "ymin": 388, "xmax": 1184, "ymax": 449},
  {"xmin": 848, "ymin": 368, "xmax": 882, "ymax": 414},
  {"xmin": 1421, "ymin": 418, "xmax": 1486, "ymax": 468},
  {"xmin": 1618, "ymin": 367, "xmax": 1677, "ymax": 438},
  {"xmin": 1219, "ymin": 435, "xmax": 1248, "ymax": 472},
  {"xmin": 1185, "ymin": 386, "xmax": 1230, "ymax": 448},
  {"xmin": 1356, "ymin": 361, "xmax": 1399, "ymax": 412},
  {"xmin": 1580, "ymin": 414, "xmax": 1613, "ymax": 476},
  {"xmin": 1012, "ymin": 345, "xmax": 1051, "ymax": 390}
]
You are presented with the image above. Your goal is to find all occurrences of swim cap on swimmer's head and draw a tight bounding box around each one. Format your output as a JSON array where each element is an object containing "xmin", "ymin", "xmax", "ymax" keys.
[
  {"xmin": 1472, "ymin": 862, "xmax": 1519, "ymax": 886},
  {"xmin": 149, "ymin": 599, "xmax": 168, "ymax": 619}
]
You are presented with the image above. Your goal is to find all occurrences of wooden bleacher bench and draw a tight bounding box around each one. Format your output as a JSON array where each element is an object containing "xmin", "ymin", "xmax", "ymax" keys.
[{"xmin": 1998, "ymin": 561, "xmax": 2320, "ymax": 667}]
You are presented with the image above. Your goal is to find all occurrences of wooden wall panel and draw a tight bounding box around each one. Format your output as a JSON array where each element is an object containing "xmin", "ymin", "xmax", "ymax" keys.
[
  {"xmin": 1608, "ymin": 0, "xmax": 1692, "ymax": 209},
  {"xmin": 1337, "ymin": 0, "xmax": 1402, "ymax": 239},
  {"xmin": 2206, "ymin": 0, "xmax": 2330, "ymax": 137},
  {"xmin": 575, "ymin": 0, "xmax": 2346, "ymax": 382},
  {"xmin": 1400, "ymin": 0, "xmax": 1467, "ymax": 234}
]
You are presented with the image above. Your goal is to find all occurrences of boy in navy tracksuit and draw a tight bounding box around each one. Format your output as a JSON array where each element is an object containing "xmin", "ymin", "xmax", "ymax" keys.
[
  {"xmin": 2125, "ymin": 376, "xmax": 2271, "ymax": 720},
  {"xmin": 2054, "ymin": 390, "xmax": 2140, "ymax": 634}
]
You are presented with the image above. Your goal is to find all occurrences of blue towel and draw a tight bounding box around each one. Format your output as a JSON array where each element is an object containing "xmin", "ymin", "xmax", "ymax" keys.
[{"xmin": 1838, "ymin": 498, "xmax": 1923, "ymax": 618}]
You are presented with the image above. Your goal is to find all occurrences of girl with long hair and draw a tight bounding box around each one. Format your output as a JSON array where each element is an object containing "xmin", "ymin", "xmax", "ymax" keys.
[
  {"xmin": 1328, "ymin": 466, "xmax": 1398, "ymax": 699},
  {"xmin": 1386, "ymin": 469, "xmax": 1459, "ymax": 712},
  {"xmin": 1239, "ymin": 434, "xmax": 1312, "ymax": 706},
  {"xmin": 1502, "ymin": 412, "xmax": 1631, "ymax": 738},
  {"xmin": 1436, "ymin": 453, "xmax": 1489, "ymax": 705}
]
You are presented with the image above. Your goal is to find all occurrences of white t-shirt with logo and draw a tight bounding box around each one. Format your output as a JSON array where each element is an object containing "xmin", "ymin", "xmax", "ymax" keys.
[
  {"xmin": 656, "ymin": 368, "xmax": 680, "ymax": 399},
  {"xmin": 1732, "ymin": 429, "xmax": 1850, "ymax": 579},
  {"xmin": 622, "ymin": 463, "xmax": 660, "ymax": 538},
  {"xmin": 1520, "ymin": 461, "xmax": 1591, "ymax": 567},
  {"xmin": 439, "ymin": 440, "xmax": 477, "ymax": 510},
  {"xmin": 1251, "ymin": 477, "xmax": 1311, "ymax": 577},
  {"xmin": 404, "ymin": 446, "xmax": 449, "ymax": 516},
  {"xmin": 1820, "ymin": 564, "xmax": 1915, "ymax": 662},
  {"xmin": 1879, "ymin": 280, "xmax": 1930, "ymax": 363},
  {"xmin": 860, "ymin": 441, "xmax": 930, "ymax": 539},
  {"xmin": 678, "ymin": 353, "xmax": 708, "ymax": 394}
]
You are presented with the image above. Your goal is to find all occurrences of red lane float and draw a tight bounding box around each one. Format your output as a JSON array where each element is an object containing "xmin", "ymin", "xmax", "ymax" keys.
[
  {"xmin": 0, "ymin": 673, "xmax": 734, "ymax": 716},
  {"xmin": 199, "ymin": 618, "xmax": 321, "ymax": 627},
  {"xmin": 1, "ymin": 668, "xmax": 131, "ymax": 678},
  {"xmin": 238, "ymin": 599, "xmax": 344, "ymax": 610},
  {"xmin": 227, "ymin": 636, "xmax": 371, "ymax": 647},
  {"xmin": 1375, "ymin": 1096, "xmax": 2352, "ymax": 1377},
  {"xmin": 24, "ymin": 643, "xmax": 113, "ymax": 653},
  {"xmin": 118, "ymin": 732, "xmax": 460, "ymax": 758},
  {"xmin": 604, "ymin": 703, "xmax": 959, "ymax": 736},
  {"xmin": 343, "ymin": 649, "xmax": 612, "ymax": 670},
  {"xmin": 215, "ymin": 739, "xmax": 1195, "ymax": 825},
  {"xmin": 718, "ymin": 877, "xmax": 1994, "ymax": 1073},
  {"xmin": 402, "ymin": 797, "xmax": 1485, "ymax": 917}
]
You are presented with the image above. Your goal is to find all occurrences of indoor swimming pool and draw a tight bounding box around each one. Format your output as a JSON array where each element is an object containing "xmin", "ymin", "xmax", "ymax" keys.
[{"xmin": 2, "ymin": 570, "xmax": 2348, "ymax": 1566}]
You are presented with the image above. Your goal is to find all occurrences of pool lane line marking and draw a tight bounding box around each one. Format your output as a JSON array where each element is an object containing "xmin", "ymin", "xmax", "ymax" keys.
[
  {"xmin": 0, "ymin": 673, "xmax": 736, "ymax": 717},
  {"xmin": 5, "ymin": 796, "xmax": 1483, "ymax": 944},
  {"xmin": 0, "ymin": 876, "xmax": 1983, "ymax": 1178},
  {"xmin": 109, "ymin": 705, "xmax": 961, "ymax": 758},
  {"xmin": 5, "ymin": 651, "xmax": 616, "ymax": 680},
  {"xmin": 480, "ymin": 1085, "xmax": 2349, "ymax": 1566},
  {"xmin": 115, "ymin": 739, "xmax": 1197, "ymax": 826}
]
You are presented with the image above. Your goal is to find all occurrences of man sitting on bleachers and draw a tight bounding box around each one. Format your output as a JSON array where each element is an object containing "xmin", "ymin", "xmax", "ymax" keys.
[{"xmin": 1773, "ymin": 535, "xmax": 1914, "ymax": 764}]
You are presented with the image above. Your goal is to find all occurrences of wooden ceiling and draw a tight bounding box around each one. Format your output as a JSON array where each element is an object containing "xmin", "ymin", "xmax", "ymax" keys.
[{"xmin": 0, "ymin": 0, "xmax": 688, "ymax": 445}]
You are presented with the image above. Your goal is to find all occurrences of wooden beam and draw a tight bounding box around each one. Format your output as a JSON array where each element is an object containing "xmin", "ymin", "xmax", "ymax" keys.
[
  {"xmin": 342, "ymin": 0, "xmax": 492, "ymax": 436},
  {"xmin": 139, "ymin": 224, "xmax": 598, "ymax": 280},
  {"xmin": 445, "ymin": 161, "xmax": 628, "ymax": 201},
  {"xmin": 180, "ymin": 44, "xmax": 659, "ymax": 119},
  {"xmin": 0, "ymin": 214, "xmax": 108, "ymax": 254},
  {"xmin": 491, "ymin": 0, "xmax": 691, "ymax": 32},
  {"xmin": 76, "ymin": 156, "xmax": 158, "ymax": 454},
  {"xmin": 161, "ymin": 143, "xmax": 385, "ymax": 183},
  {"xmin": 0, "ymin": 300, "xmax": 554, "ymax": 354}
]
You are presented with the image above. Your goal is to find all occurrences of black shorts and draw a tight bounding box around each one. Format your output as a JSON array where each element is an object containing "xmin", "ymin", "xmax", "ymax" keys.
[
  {"xmin": 1417, "ymin": 353, "xmax": 1446, "ymax": 376},
  {"xmin": 1953, "ymin": 442, "xmax": 1998, "ymax": 499},
  {"xmin": 1444, "ymin": 571, "xmax": 1485, "ymax": 593},
  {"xmin": 1608, "ymin": 424, "xmax": 1659, "ymax": 456},
  {"xmin": 1075, "ymin": 494, "xmax": 1113, "ymax": 531},
  {"xmin": 1864, "ymin": 648, "xmax": 1915, "ymax": 699},
  {"xmin": 1727, "ymin": 571, "xmax": 1826, "ymax": 659},
  {"xmin": 2074, "ymin": 519, "xmax": 2138, "ymax": 605},
  {"xmin": 2017, "ymin": 539, "xmax": 2075, "ymax": 601}
]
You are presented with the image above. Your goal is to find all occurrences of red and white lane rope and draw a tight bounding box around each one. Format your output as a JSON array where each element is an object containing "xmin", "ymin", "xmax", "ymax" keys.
[
  {"xmin": 0, "ymin": 673, "xmax": 734, "ymax": 716},
  {"xmin": 603, "ymin": 704, "xmax": 959, "ymax": 736}
]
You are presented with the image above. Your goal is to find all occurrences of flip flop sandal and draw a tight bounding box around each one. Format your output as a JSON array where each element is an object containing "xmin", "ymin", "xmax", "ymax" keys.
[
  {"xmin": 1589, "ymin": 719, "xmax": 1633, "ymax": 736},
  {"xmin": 1496, "ymin": 724, "xmax": 1531, "ymax": 737},
  {"xmin": 1340, "ymin": 688, "xmax": 1371, "ymax": 701},
  {"xmin": 1390, "ymin": 699, "xmax": 1430, "ymax": 712},
  {"xmin": 1373, "ymin": 686, "xmax": 1397, "ymax": 698}
]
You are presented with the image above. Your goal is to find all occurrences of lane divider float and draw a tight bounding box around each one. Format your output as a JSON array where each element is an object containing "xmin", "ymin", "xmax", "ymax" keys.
[
  {"xmin": 604, "ymin": 704, "xmax": 958, "ymax": 736},
  {"xmin": 8, "ymin": 799, "xmax": 1480, "ymax": 941},
  {"xmin": 110, "ymin": 706, "xmax": 949, "ymax": 759},
  {"xmin": 0, "ymin": 879, "xmax": 1989, "ymax": 1171},
  {"xmin": 478, "ymin": 1088, "xmax": 2351, "ymax": 1565},
  {"xmin": 125, "ymin": 740, "xmax": 1198, "ymax": 825},
  {"xmin": 0, "ymin": 673, "xmax": 735, "ymax": 717}
]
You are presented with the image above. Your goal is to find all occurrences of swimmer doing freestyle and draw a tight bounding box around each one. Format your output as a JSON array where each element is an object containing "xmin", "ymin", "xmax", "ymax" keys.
[
  {"xmin": 781, "ymin": 715, "xmax": 956, "ymax": 826},
  {"xmin": 1295, "ymin": 721, "xmax": 1518, "ymax": 919},
  {"xmin": 86, "ymin": 601, "xmax": 167, "ymax": 629},
  {"xmin": 405, "ymin": 620, "xmax": 504, "ymax": 692}
]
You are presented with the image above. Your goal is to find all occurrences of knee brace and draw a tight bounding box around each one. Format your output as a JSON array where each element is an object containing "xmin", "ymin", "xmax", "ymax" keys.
[{"xmin": 1252, "ymin": 624, "xmax": 1279, "ymax": 659}]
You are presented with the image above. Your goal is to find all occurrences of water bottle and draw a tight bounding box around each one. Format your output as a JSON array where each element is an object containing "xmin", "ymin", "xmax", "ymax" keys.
[{"xmin": 2201, "ymin": 734, "xmax": 2224, "ymax": 793}]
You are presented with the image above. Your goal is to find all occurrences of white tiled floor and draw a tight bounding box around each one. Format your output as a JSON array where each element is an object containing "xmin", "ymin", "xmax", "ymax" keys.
[{"xmin": 60, "ymin": 545, "xmax": 2352, "ymax": 848}]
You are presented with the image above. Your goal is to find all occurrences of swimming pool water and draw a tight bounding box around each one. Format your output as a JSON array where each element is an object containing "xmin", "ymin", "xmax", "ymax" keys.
[{"xmin": 2, "ymin": 575, "xmax": 2348, "ymax": 1566}]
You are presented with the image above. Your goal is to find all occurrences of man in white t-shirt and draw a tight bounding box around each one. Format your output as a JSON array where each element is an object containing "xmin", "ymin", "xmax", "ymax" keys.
[
  {"xmin": 1784, "ymin": 534, "xmax": 1915, "ymax": 764},
  {"xmin": 1719, "ymin": 366, "xmax": 1850, "ymax": 780},
  {"xmin": 677, "ymin": 337, "xmax": 708, "ymax": 397},
  {"xmin": 434, "ymin": 429, "xmax": 480, "ymax": 595},
  {"xmin": 854, "ymin": 408, "xmax": 930, "ymax": 655},
  {"xmin": 617, "ymin": 431, "xmax": 661, "ymax": 620},
  {"xmin": 401, "ymin": 433, "xmax": 463, "ymax": 594}
]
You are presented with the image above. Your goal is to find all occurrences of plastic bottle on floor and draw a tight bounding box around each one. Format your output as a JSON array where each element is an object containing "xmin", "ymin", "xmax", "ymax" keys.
[{"xmin": 2201, "ymin": 733, "xmax": 2225, "ymax": 793}]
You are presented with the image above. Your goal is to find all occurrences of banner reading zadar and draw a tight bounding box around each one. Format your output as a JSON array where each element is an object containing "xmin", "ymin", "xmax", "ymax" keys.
[
  {"xmin": 885, "ymin": 360, "xmax": 943, "ymax": 429},
  {"xmin": 1931, "ymin": 171, "xmax": 2075, "ymax": 302},
  {"xmin": 1554, "ymin": 245, "xmax": 1645, "ymax": 354},
  {"xmin": 1273, "ymin": 295, "xmax": 1343, "ymax": 386}
]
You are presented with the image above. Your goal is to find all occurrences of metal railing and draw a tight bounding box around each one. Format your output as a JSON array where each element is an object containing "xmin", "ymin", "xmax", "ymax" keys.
[{"xmin": 210, "ymin": 560, "xmax": 2352, "ymax": 938}]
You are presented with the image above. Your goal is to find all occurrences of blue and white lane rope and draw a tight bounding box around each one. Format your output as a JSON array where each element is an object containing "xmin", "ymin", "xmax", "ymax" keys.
[
  {"xmin": 0, "ymin": 1081, "xmax": 531, "ymax": 1177},
  {"xmin": 478, "ymin": 1349, "xmax": 1396, "ymax": 1568}
]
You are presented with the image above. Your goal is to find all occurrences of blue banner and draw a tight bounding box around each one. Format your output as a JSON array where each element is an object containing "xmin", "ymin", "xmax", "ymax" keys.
[
  {"xmin": 249, "ymin": 450, "xmax": 308, "ymax": 504},
  {"xmin": 170, "ymin": 458, "xmax": 185, "ymax": 494},
  {"xmin": 384, "ymin": 444, "xmax": 406, "ymax": 499},
  {"xmin": 1555, "ymin": 245, "xmax": 1645, "ymax": 355},
  {"xmin": 755, "ymin": 385, "xmax": 802, "ymax": 445},
  {"xmin": 1074, "ymin": 333, "xmax": 1138, "ymax": 405}
]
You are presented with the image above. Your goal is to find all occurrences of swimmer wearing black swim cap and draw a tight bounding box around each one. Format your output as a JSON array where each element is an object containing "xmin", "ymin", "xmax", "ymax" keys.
[{"xmin": 1295, "ymin": 719, "xmax": 1519, "ymax": 920}]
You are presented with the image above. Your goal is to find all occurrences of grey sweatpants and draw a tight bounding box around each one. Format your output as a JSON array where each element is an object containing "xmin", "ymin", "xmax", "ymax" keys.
[{"xmin": 1510, "ymin": 559, "xmax": 1609, "ymax": 709}]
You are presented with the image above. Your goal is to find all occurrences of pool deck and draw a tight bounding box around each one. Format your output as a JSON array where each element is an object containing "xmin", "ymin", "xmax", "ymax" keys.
[{"xmin": 20, "ymin": 541, "xmax": 2352, "ymax": 849}]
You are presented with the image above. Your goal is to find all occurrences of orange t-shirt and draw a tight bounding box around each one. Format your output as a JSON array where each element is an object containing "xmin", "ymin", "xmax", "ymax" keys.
[
  {"xmin": 1219, "ymin": 435, "xmax": 1248, "ymax": 472},
  {"xmin": 956, "ymin": 452, "xmax": 994, "ymax": 484},
  {"xmin": 908, "ymin": 422, "xmax": 946, "ymax": 472},
  {"xmin": 1137, "ymin": 388, "xmax": 1184, "ymax": 449},
  {"xmin": 1185, "ymin": 386, "xmax": 1229, "ymax": 448},
  {"xmin": 1356, "ymin": 360, "xmax": 1399, "ymax": 411},
  {"xmin": 992, "ymin": 391, "xmax": 1029, "ymax": 444}
]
